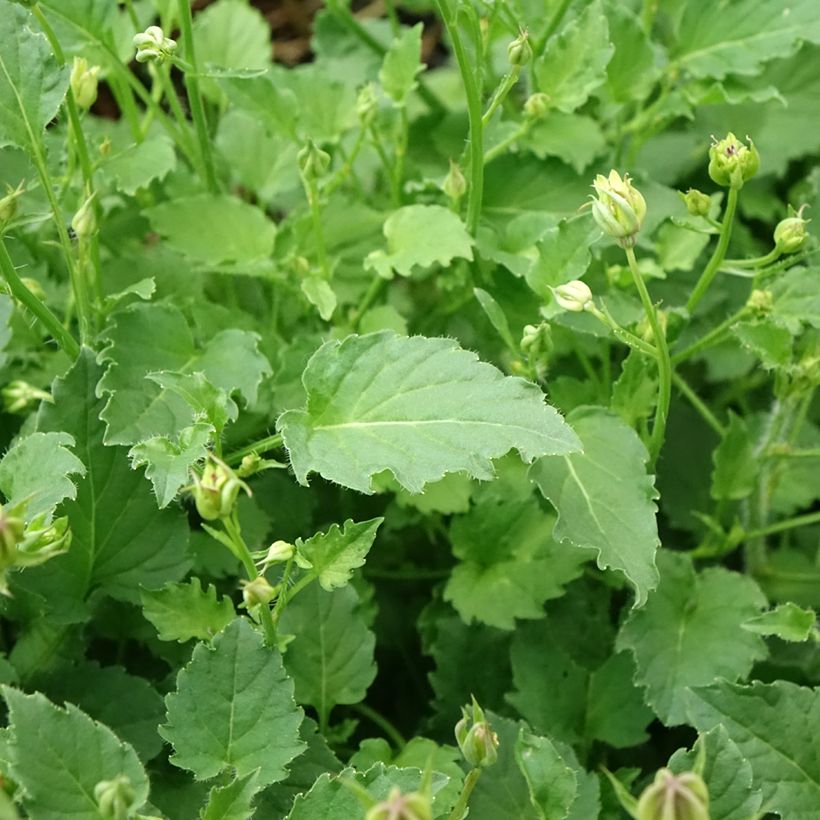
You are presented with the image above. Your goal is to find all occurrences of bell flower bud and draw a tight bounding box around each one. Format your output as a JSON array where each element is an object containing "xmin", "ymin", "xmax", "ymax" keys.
[
  {"xmin": 508, "ymin": 29, "xmax": 533, "ymax": 67},
  {"xmin": 2, "ymin": 380, "xmax": 52, "ymax": 414},
  {"xmin": 552, "ymin": 280, "xmax": 593, "ymax": 313},
  {"xmin": 679, "ymin": 188, "xmax": 710, "ymax": 217},
  {"xmin": 524, "ymin": 92, "xmax": 550, "ymax": 119},
  {"xmin": 298, "ymin": 140, "xmax": 331, "ymax": 182},
  {"xmin": 94, "ymin": 774, "xmax": 136, "ymax": 820},
  {"xmin": 0, "ymin": 182, "xmax": 24, "ymax": 228},
  {"xmin": 241, "ymin": 576, "xmax": 277, "ymax": 610},
  {"xmin": 708, "ymin": 132, "xmax": 759, "ymax": 189},
  {"xmin": 365, "ymin": 787, "xmax": 432, "ymax": 820},
  {"xmin": 443, "ymin": 160, "xmax": 467, "ymax": 202},
  {"xmin": 455, "ymin": 697, "xmax": 499, "ymax": 768},
  {"xmin": 264, "ymin": 540, "xmax": 294, "ymax": 565},
  {"xmin": 133, "ymin": 26, "xmax": 177, "ymax": 64},
  {"xmin": 71, "ymin": 193, "xmax": 97, "ymax": 241},
  {"xmin": 70, "ymin": 57, "xmax": 100, "ymax": 109},
  {"xmin": 192, "ymin": 456, "xmax": 249, "ymax": 521},
  {"xmin": 636, "ymin": 769, "xmax": 709, "ymax": 820},
  {"xmin": 591, "ymin": 170, "xmax": 647, "ymax": 246},
  {"xmin": 773, "ymin": 206, "xmax": 810, "ymax": 254}
]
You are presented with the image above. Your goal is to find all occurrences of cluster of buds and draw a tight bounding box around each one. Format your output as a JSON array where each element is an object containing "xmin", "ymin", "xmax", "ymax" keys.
[
  {"xmin": 552, "ymin": 280, "xmax": 593, "ymax": 313},
  {"xmin": 636, "ymin": 768, "xmax": 709, "ymax": 820},
  {"xmin": 0, "ymin": 182, "xmax": 24, "ymax": 230},
  {"xmin": 455, "ymin": 697, "xmax": 499, "ymax": 768},
  {"xmin": 70, "ymin": 57, "xmax": 100, "ymax": 109},
  {"xmin": 94, "ymin": 774, "xmax": 136, "ymax": 820},
  {"xmin": 365, "ymin": 787, "xmax": 432, "ymax": 820},
  {"xmin": 708, "ymin": 132, "xmax": 759, "ymax": 189},
  {"xmin": 773, "ymin": 205, "xmax": 810, "ymax": 254},
  {"xmin": 133, "ymin": 26, "xmax": 177, "ymax": 64},
  {"xmin": 1, "ymin": 381, "xmax": 52, "ymax": 414},
  {"xmin": 191, "ymin": 456, "xmax": 249, "ymax": 521},
  {"xmin": 591, "ymin": 170, "xmax": 647, "ymax": 247}
]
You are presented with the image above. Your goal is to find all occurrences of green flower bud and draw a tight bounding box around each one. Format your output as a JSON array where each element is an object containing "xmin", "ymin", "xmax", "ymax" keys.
[
  {"xmin": 746, "ymin": 288, "xmax": 773, "ymax": 314},
  {"xmin": 552, "ymin": 280, "xmax": 593, "ymax": 312},
  {"xmin": 708, "ymin": 132, "xmax": 759, "ymax": 189},
  {"xmin": 591, "ymin": 170, "xmax": 647, "ymax": 247},
  {"xmin": 773, "ymin": 206, "xmax": 810, "ymax": 254},
  {"xmin": 524, "ymin": 92, "xmax": 550, "ymax": 119},
  {"xmin": 70, "ymin": 57, "xmax": 100, "ymax": 109},
  {"xmin": 637, "ymin": 309, "xmax": 668, "ymax": 344},
  {"xmin": 0, "ymin": 506, "xmax": 24, "ymax": 570},
  {"xmin": 192, "ymin": 456, "xmax": 249, "ymax": 521},
  {"xmin": 679, "ymin": 188, "xmax": 711, "ymax": 217},
  {"xmin": 298, "ymin": 140, "xmax": 331, "ymax": 182},
  {"xmin": 241, "ymin": 576, "xmax": 276, "ymax": 609},
  {"xmin": 365, "ymin": 787, "xmax": 432, "ymax": 820},
  {"xmin": 357, "ymin": 83, "xmax": 378, "ymax": 125},
  {"xmin": 455, "ymin": 697, "xmax": 499, "ymax": 768},
  {"xmin": 71, "ymin": 193, "xmax": 97, "ymax": 240},
  {"xmin": 99, "ymin": 137, "xmax": 112, "ymax": 158},
  {"xmin": 443, "ymin": 160, "xmax": 467, "ymax": 201},
  {"xmin": 0, "ymin": 182, "xmax": 24, "ymax": 228},
  {"xmin": 17, "ymin": 514, "xmax": 71, "ymax": 564},
  {"xmin": 508, "ymin": 29, "xmax": 532, "ymax": 67},
  {"xmin": 94, "ymin": 774, "xmax": 136, "ymax": 820},
  {"xmin": 265, "ymin": 540, "xmax": 294, "ymax": 565},
  {"xmin": 636, "ymin": 769, "xmax": 709, "ymax": 820},
  {"xmin": 133, "ymin": 26, "xmax": 177, "ymax": 64},
  {"xmin": 2, "ymin": 380, "xmax": 52, "ymax": 414}
]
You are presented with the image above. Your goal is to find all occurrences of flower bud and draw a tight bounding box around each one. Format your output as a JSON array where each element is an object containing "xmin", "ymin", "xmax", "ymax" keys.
[
  {"xmin": 591, "ymin": 170, "xmax": 647, "ymax": 246},
  {"xmin": 507, "ymin": 29, "xmax": 532, "ymax": 67},
  {"xmin": 552, "ymin": 280, "xmax": 593, "ymax": 312},
  {"xmin": 71, "ymin": 193, "xmax": 97, "ymax": 240},
  {"xmin": 236, "ymin": 453, "xmax": 262, "ymax": 478},
  {"xmin": 0, "ymin": 182, "xmax": 24, "ymax": 228},
  {"xmin": 746, "ymin": 288, "xmax": 773, "ymax": 314},
  {"xmin": 773, "ymin": 206, "xmax": 810, "ymax": 254},
  {"xmin": 18, "ymin": 514, "xmax": 71, "ymax": 563},
  {"xmin": 298, "ymin": 140, "xmax": 331, "ymax": 182},
  {"xmin": 357, "ymin": 83, "xmax": 378, "ymax": 125},
  {"xmin": 0, "ymin": 506, "xmax": 24, "ymax": 570},
  {"xmin": 2, "ymin": 380, "xmax": 52, "ymax": 414},
  {"xmin": 70, "ymin": 57, "xmax": 100, "ymax": 109},
  {"xmin": 264, "ymin": 540, "xmax": 294, "ymax": 565},
  {"xmin": 241, "ymin": 576, "xmax": 276, "ymax": 609},
  {"xmin": 708, "ymin": 132, "xmax": 759, "ymax": 189},
  {"xmin": 99, "ymin": 137, "xmax": 112, "ymax": 158},
  {"xmin": 365, "ymin": 787, "xmax": 432, "ymax": 820},
  {"xmin": 455, "ymin": 697, "xmax": 499, "ymax": 768},
  {"xmin": 443, "ymin": 160, "xmax": 467, "ymax": 201},
  {"xmin": 133, "ymin": 26, "xmax": 177, "ymax": 64},
  {"xmin": 94, "ymin": 774, "xmax": 136, "ymax": 820},
  {"xmin": 192, "ymin": 456, "xmax": 249, "ymax": 521},
  {"xmin": 679, "ymin": 188, "xmax": 710, "ymax": 218},
  {"xmin": 524, "ymin": 92, "xmax": 550, "ymax": 119},
  {"xmin": 636, "ymin": 769, "xmax": 709, "ymax": 820},
  {"xmin": 637, "ymin": 309, "xmax": 668, "ymax": 344}
]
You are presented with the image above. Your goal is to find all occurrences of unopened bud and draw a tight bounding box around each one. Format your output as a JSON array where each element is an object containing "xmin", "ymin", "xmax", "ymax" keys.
[
  {"xmin": 365, "ymin": 787, "xmax": 432, "ymax": 820},
  {"xmin": 708, "ymin": 132, "xmax": 759, "ymax": 189},
  {"xmin": 357, "ymin": 83, "xmax": 378, "ymax": 125},
  {"xmin": 773, "ymin": 206, "xmax": 810, "ymax": 254},
  {"xmin": 0, "ymin": 182, "xmax": 24, "ymax": 227},
  {"xmin": 18, "ymin": 514, "xmax": 71, "ymax": 563},
  {"xmin": 99, "ymin": 137, "xmax": 112, "ymax": 158},
  {"xmin": 679, "ymin": 188, "xmax": 710, "ymax": 217},
  {"xmin": 455, "ymin": 697, "xmax": 499, "ymax": 768},
  {"xmin": 507, "ymin": 29, "xmax": 532, "ymax": 67},
  {"xmin": 133, "ymin": 26, "xmax": 177, "ymax": 63},
  {"xmin": 524, "ymin": 92, "xmax": 550, "ymax": 119},
  {"xmin": 2, "ymin": 381, "xmax": 52, "ymax": 414},
  {"xmin": 192, "ymin": 456, "xmax": 249, "ymax": 521},
  {"xmin": 636, "ymin": 769, "xmax": 709, "ymax": 820},
  {"xmin": 591, "ymin": 170, "xmax": 647, "ymax": 246},
  {"xmin": 241, "ymin": 576, "xmax": 276, "ymax": 609},
  {"xmin": 746, "ymin": 288, "xmax": 773, "ymax": 314},
  {"xmin": 637, "ymin": 309, "xmax": 668, "ymax": 344},
  {"xmin": 298, "ymin": 140, "xmax": 331, "ymax": 182},
  {"xmin": 443, "ymin": 160, "xmax": 467, "ymax": 201},
  {"xmin": 70, "ymin": 57, "xmax": 100, "ymax": 109},
  {"xmin": 265, "ymin": 540, "xmax": 294, "ymax": 564},
  {"xmin": 552, "ymin": 280, "xmax": 592, "ymax": 312},
  {"xmin": 71, "ymin": 193, "xmax": 97, "ymax": 240},
  {"xmin": 94, "ymin": 774, "xmax": 136, "ymax": 820}
]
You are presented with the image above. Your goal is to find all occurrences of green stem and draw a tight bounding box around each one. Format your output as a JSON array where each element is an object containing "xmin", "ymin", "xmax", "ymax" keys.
[
  {"xmin": 686, "ymin": 186, "xmax": 740, "ymax": 314},
  {"xmin": 225, "ymin": 433, "xmax": 283, "ymax": 465},
  {"xmin": 766, "ymin": 447, "xmax": 820, "ymax": 459},
  {"xmin": 744, "ymin": 510, "xmax": 820, "ymax": 541},
  {"xmin": 482, "ymin": 66, "xmax": 521, "ymax": 126},
  {"xmin": 176, "ymin": 0, "xmax": 218, "ymax": 192},
  {"xmin": 722, "ymin": 247, "xmax": 782, "ymax": 270},
  {"xmin": 157, "ymin": 64, "xmax": 199, "ymax": 168},
  {"xmin": 0, "ymin": 238, "xmax": 79, "ymax": 358},
  {"xmin": 355, "ymin": 275, "xmax": 386, "ymax": 325},
  {"xmin": 532, "ymin": 0, "xmax": 573, "ymax": 55},
  {"xmin": 671, "ymin": 305, "xmax": 749, "ymax": 365},
  {"xmin": 351, "ymin": 703, "xmax": 406, "ymax": 749},
  {"xmin": 437, "ymin": 0, "xmax": 484, "ymax": 236},
  {"xmin": 672, "ymin": 372, "xmax": 725, "ymax": 436},
  {"xmin": 587, "ymin": 304, "xmax": 658, "ymax": 358},
  {"xmin": 625, "ymin": 246, "xmax": 672, "ymax": 465},
  {"xmin": 325, "ymin": 124, "xmax": 367, "ymax": 197},
  {"xmin": 447, "ymin": 769, "xmax": 482, "ymax": 820},
  {"xmin": 306, "ymin": 182, "xmax": 330, "ymax": 279},
  {"xmin": 484, "ymin": 120, "xmax": 532, "ymax": 164}
]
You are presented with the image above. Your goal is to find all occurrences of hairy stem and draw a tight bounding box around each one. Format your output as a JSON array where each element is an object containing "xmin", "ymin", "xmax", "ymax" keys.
[{"xmin": 447, "ymin": 769, "xmax": 482, "ymax": 820}]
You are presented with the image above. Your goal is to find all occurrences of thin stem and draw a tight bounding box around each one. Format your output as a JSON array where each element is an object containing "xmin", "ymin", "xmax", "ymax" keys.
[
  {"xmin": 626, "ymin": 246, "xmax": 672, "ymax": 465},
  {"xmin": 482, "ymin": 66, "xmax": 521, "ymax": 126},
  {"xmin": 484, "ymin": 120, "xmax": 532, "ymax": 164},
  {"xmin": 447, "ymin": 769, "xmax": 482, "ymax": 820},
  {"xmin": 306, "ymin": 182, "xmax": 330, "ymax": 279},
  {"xmin": 157, "ymin": 64, "xmax": 199, "ymax": 166},
  {"xmin": 766, "ymin": 447, "xmax": 820, "ymax": 459},
  {"xmin": 351, "ymin": 703, "xmax": 406, "ymax": 749},
  {"xmin": 437, "ymin": 0, "xmax": 484, "ymax": 235},
  {"xmin": 0, "ymin": 238, "xmax": 79, "ymax": 358},
  {"xmin": 176, "ymin": 0, "xmax": 218, "ymax": 192},
  {"xmin": 671, "ymin": 305, "xmax": 749, "ymax": 365},
  {"xmin": 672, "ymin": 372, "xmax": 725, "ymax": 436},
  {"xmin": 744, "ymin": 510, "xmax": 820, "ymax": 541},
  {"xmin": 686, "ymin": 186, "xmax": 740, "ymax": 314},
  {"xmin": 587, "ymin": 304, "xmax": 658, "ymax": 358},
  {"xmin": 355, "ymin": 275, "xmax": 386, "ymax": 325},
  {"xmin": 722, "ymin": 247, "xmax": 781, "ymax": 270},
  {"xmin": 532, "ymin": 0, "xmax": 573, "ymax": 55},
  {"xmin": 225, "ymin": 433, "xmax": 283, "ymax": 466}
]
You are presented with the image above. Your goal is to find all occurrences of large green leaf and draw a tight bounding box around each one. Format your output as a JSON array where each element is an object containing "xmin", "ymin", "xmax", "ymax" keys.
[
  {"xmin": 161, "ymin": 618, "xmax": 306, "ymax": 786},
  {"xmin": 0, "ymin": 3, "xmax": 69, "ymax": 151},
  {"xmin": 617, "ymin": 552, "xmax": 767, "ymax": 725},
  {"xmin": 279, "ymin": 331, "xmax": 580, "ymax": 494},
  {"xmin": 530, "ymin": 406, "xmax": 659, "ymax": 606},
  {"xmin": 687, "ymin": 680, "xmax": 820, "ymax": 819},
  {"xmin": 379, "ymin": 23, "xmax": 424, "ymax": 104},
  {"xmin": 2, "ymin": 686, "xmax": 149, "ymax": 818}
]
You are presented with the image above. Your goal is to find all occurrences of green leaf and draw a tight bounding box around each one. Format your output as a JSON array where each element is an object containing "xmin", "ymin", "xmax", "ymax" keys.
[
  {"xmin": 524, "ymin": 113, "xmax": 607, "ymax": 173},
  {"xmin": 141, "ymin": 578, "xmax": 237, "ymax": 643},
  {"xmin": 105, "ymin": 135, "xmax": 177, "ymax": 196},
  {"xmin": 279, "ymin": 331, "xmax": 581, "ymax": 494},
  {"xmin": 194, "ymin": 0, "xmax": 272, "ymax": 74},
  {"xmin": 201, "ymin": 772, "xmax": 260, "ymax": 820},
  {"xmin": 146, "ymin": 194, "xmax": 277, "ymax": 267},
  {"xmin": 770, "ymin": 266, "xmax": 820, "ymax": 334},
  {"xmin": 617, "ymin": 551, "xmax": 767, "ymax": 725},
  {"xmin": 711, "ymin": 412, "xmax": 758, "ymax": 500},
  {"xmin": 530, "ymin": 406, "xmax": 660, "ymax": 606},
  {"xmin": 525, "ymin": 218, "xmax": 597, "ymax": 300},
  {"xmin": 295, "ymin": 518, "xmax": 383, "ymax": 591},
  {"xmin": 604, "ymin": 1, "xmax": 658, "ymax": 101},
  {"xmin": 742, "ymin": 602, "xmax": 817, "ymax": 642},
  {"xmin": 278, "ymin": 584, "xmax": 376, "ymax": 726},
  {"xmin": 35, "ymin": 349, "xmax": 191, "ymax": 606},
  {"xmin": 379, "ymin": 23, "xmax": 424, "ymax": 104},
  {"xmin": 301, "ymin": 275, "xmax": 337, "ymax": 321},
  {"xmin": 2, "ymin": 686, "xmax": 149, "ymax": 817},
  {"xmin": 0, "ymin": 3, "xmax": 69, "ymax": 152},
  {"xmin": 515, "ymin": 731, "xmax": 577, "ymax": 820},
  {"xmin": 473, "ymin": 287, "xmax": 517, "ymax": 353},
  {"xmin": 0, "ymin": 432, "xmax": 84, "ymax": 520},
  {"xmin": 533, "ymin": 0, "xmax": 613, "ymax": 113},
  {"xmin": 365, "ymin": 205, "xmax": 473, "ymax": 279},
  {"xmin": 687, "ymin": 680, "xmax": 820, "ymax": 819},
  {"xmin": 733, "ymin": 320, "xmax": 793, "ymax": 370},
  {"xmin": 161, "ymin": 618, "xmax": 306, "ymax": 786},
  {"xmin": 673, "ymin": 0, "xmax": 820, "ymax": 80}
]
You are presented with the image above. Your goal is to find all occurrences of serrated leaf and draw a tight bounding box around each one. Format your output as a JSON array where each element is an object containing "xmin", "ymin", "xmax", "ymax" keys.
[
  {"xmin": 617, "ymin": 551, "xmax": 767, "ymax": 725},
  {"xmin": 533, "ymin": 0, "xmax": 613, "ymax": 113},
  {"xmin": 141, "ymin": 578, "xmax": 237, "ymax": 643},
  {"xmin": 673, "ymin": 0, "xmax": 820, "ymax": 80},
  {"xmin": 687, "ymin": 680, "xmax": 820, "ymax": 819},
  {"xmin": 365, "ymin": 205, "xmax": 473, "ymax": 279},
  {"xmin": 279, "ymin": 584, "xmax": 376, "ymax": 726},
  {"xmin": 525, "ymin": 217, "xmax": 597, "ymax": 299},
  {"xmin": 770, "ymin": 266, "xmax": 820, "ymax": 334},
  {"xmin": 604, "ymin": 1, "xmax": 658, "ymax": 101},
  {"xmin": 201, "ymin": 772, "xmax": 260, "ymax": 820},
  {"xmin": 0, "ymin": 432, "xmax": 84, "ymax": 520},
  {"xmin": 162, "ymin": 618, "xmax": 305, "ymax": 785},
  {"xmin": 2, "ymin": 686, "xmax": 149, "ymax": 818},
  {"xmin": 711, "ymin": 411, "xmax": 758, "ymax": 500},
  {"xmin": 530, "ymin": 406, "xmax": 659, "ymax": 606},
  {"xmin": 105, "ymin": 135, "xmax": 177, "ymax": 195},
  {"xmin": 515, "ymin": 731, "xmax": 577, "ymax": 820},
  {"xmin": 379, "ymin": 23, "xmax": 424, "ymax": 104},
  {"xmin": 295, "ymin": 518, "xmax": 382, "ymax": 591},
  {"xmin": 733, "ymin": 319, "xmax": 793, "ymax": 369},
  {"xmin": 524, "ymin": 112, "xmax": 606, "ymax": 173},
  {"xmin": 743, "ymin": 602, "xmax": 817, "ymax": 642},
  {"xmin": 0, "ymin": 3, "xmax": 69, "ymax": 152},
  {"xmin": 194, "ymin": 0, "xmax": 272, "ymax": 77},
  {"xmin": 279, "ymin": 331, "xmax": 580, "ymax": 494}
]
